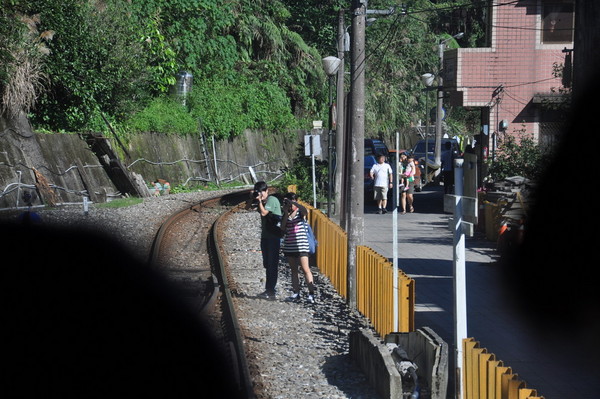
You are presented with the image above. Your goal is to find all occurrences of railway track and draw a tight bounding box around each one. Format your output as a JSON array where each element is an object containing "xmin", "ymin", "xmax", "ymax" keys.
[{"xmin": 148, "ymin": 190, "xmax": 255, "ymax": 399}]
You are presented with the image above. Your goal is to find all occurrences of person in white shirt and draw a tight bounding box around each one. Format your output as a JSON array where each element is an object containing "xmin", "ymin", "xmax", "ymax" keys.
[{"xmin": 369, "ymin": 154, "xmax": 393, "ymax": 214}]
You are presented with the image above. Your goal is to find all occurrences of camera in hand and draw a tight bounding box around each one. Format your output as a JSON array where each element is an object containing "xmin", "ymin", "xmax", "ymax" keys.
[{"xmin": 251, "ymin": 189, "xmax": 260, "ymax": 208}]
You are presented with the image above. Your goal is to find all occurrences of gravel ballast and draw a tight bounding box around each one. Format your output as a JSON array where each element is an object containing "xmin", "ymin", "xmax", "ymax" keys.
[{"xmin": 2, "ymin": 192, "xmax": 381, "ymax": 398}]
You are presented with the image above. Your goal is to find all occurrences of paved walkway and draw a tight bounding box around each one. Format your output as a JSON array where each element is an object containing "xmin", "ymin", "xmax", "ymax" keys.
[{"xmin": 362, "ymin": 185, "xmax": 597, "ymax": 399}]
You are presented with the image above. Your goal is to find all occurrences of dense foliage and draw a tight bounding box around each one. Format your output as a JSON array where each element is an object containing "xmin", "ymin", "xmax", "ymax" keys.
[
  {"xmin": 486, "ymin": 129, "xmax": 554, "ymax": 183},
  {"xmin": 1, "ymin": 0, "xmax": 490, "ymax": 138}
]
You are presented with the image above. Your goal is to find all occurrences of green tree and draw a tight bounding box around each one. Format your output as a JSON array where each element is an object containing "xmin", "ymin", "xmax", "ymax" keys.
[
  {"xmin": 25, "ymin": 0, "xmax": 150, "ymax": 131},
  {"xmin": 279, "ymin": 0, "xmax": 485, "ymax": 135},
  {"xmin": 2, "ymin": 0, "xmax": 488, "ymax": 141},
  {"xmin": 142, "ymin": 15, "xmax": 178, "ymax": 95}
]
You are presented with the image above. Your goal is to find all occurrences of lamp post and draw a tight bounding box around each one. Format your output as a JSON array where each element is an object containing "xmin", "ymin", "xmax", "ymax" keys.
[
  {"xmin": 322, "ymin": 56, "xmax": 342, "ymax": 217},
  {"xmin": 421, "ymin": 73, "xmax": 435, "ymax": 185},
  {"xmin": 434, "ymin": 33, "xmax": 463, "ymax": 171}
]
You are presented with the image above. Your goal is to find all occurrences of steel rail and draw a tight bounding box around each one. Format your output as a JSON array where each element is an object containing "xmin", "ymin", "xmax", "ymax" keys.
[{"xmin": 147, "ymin": 189, "xmax": 254, "ymax": 398}]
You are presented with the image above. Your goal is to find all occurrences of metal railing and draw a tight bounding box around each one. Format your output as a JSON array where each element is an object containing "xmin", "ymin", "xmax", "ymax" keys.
[
  {"xmin": 293, "ymin": 181, "xmax": 544, "ymax": 397},
  {"xmin": 307, "ymin": 203, "xmax": 349, "ymax": 298},
  {"xmin": 300, "ymin": 198, "xmax": 415, "ymax": 336},
  {"xmin": 463, "ymin": 338, "xmax": 545, "ymax": 399},
  {"xmin": 357, "ymin": 246, "xmax": 415, "ymax": 336}
]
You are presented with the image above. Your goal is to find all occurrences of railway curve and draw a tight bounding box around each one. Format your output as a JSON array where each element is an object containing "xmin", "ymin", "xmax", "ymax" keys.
[
  {"xmin": 2, "ymin": 189, "xmax": 381, "ymax": 398},
  {"xmin": 148, "ymin": 190, "xmax": 256, "ymax": 398}
]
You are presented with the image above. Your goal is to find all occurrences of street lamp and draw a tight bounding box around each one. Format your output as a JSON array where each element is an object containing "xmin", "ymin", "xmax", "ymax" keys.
[
  {"xmin": 434, "ymin": 32, "xmax": 463, "ymax": 172},
  {"xmin": 322, "ymin": 56, "xmax": 342, "ymax": 217}
]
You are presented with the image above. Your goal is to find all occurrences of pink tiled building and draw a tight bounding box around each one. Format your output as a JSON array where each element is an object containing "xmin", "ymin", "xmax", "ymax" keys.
[{"xmin": 444, "ymin": 0, "xmax": 574, "ymax": 151}]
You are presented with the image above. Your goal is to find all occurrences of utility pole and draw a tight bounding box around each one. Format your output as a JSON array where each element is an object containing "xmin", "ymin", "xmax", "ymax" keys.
[
  {"xmin": 435, "ymin": 33, "xmax": 463, "ymax": 169},
  {"xmin": 434, "ymin": 42, "xmax": 444, "ymax": 169},
  {"xmin": 347, "ymin": 0, "xmax": 366, "ymax": 309},
  {"xmin": 335, "ymin": 8, "xmax": 346, "ymax": 226}
]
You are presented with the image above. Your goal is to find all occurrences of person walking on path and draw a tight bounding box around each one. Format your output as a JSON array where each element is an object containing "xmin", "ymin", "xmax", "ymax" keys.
[
  {"xmin": 400, "ymin": 153, "xmax": 416, "ymax": 214},
  {"xmin": 280, "ymin": 192, "xmax": 316, "ymax": 304},
  {"xmin": 246, "ymin": 181, "xmax": 282, "ymax": 300},
  {"xmin": 370, "ymin": 154, "xmax": 393, "ymax": 214}
]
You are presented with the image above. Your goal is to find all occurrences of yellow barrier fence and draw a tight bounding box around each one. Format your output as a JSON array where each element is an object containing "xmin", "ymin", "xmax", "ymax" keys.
[
  {"xmin": 356, "ymin": 246, "xmax": 415, "ymax": 335},
  {"xmin": 289, "ymin": 188, "xmax": 543, "ymax": 398},
  {"xmin": 299, "ymin": 199, "xmax": 415, "ymax": 336},
  {"xmin": 303, "ymin": 201, "xmax": 348, "ymax": 298},
  {"xmin": 463, "ymin": 338, "xmax": 545, "ymax": 399}
]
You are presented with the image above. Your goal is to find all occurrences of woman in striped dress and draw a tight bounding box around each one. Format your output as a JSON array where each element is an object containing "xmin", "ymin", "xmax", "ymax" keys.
[{"xmin": 281, "ymin": 192, "xmax": 316, "ymax": 303}]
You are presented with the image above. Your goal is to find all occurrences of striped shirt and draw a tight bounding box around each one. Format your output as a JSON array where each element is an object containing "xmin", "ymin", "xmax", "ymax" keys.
[{"xmin": 281, "ymin": 212, "xmax": 310, "ymax": 254}]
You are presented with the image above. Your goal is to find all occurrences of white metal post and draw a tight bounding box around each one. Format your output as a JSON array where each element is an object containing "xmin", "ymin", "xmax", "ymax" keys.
[
  {"xmin": 311, "ymin": 135, "xmax": 317, "ymax": 208},
  {"xmin": 453, "ymin": 158, "xmax": 467, "ymax": 399},
  {"xmin": 393, "ymin": 131, "xmax": 399, "ymax": 332}
]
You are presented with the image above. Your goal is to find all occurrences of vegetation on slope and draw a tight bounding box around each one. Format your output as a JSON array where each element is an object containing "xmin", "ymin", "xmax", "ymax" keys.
[{"xmin": 1, "ymin": 0, "xmax": 490, "ymax": 139}]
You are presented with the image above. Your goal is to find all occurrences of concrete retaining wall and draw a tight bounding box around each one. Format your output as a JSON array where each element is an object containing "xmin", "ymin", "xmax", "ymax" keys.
[
  {"xmin": 349, "ymin": 328, "xmax": 402, "ymax": 399},
  {"xmin": 350, "ymin": 327, "xmax": 448, "ymax": 399},
  {"xmin": 1, "ymin": 115, "xmax": 118, "ymax": 208},
  {"xmin": 1, "ymin": 113, "xmax": 308, "ymax": 209},
  {"xmin": 2, "ymin": 112, "xmax": 421, "ymax": 210},
  {"xmin": 125, "ymin": 129, "xmax": 304, "ymax": 187},
  {"xmin": 385, "ymin": 328, "xmax": 448, "ymax": 399}
]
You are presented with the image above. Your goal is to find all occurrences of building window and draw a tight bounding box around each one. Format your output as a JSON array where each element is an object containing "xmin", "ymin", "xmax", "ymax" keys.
[{"xmin": 542, "ymin": 2, "xmax": 574, "ymax": 44}]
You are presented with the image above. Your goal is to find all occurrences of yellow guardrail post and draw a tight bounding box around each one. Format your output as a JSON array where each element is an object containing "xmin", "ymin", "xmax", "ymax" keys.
[
  {"xmin": 463, "ymin": 338, "xmax": 477, "ymax": 399},
  {"xmin": 295, "ymin": 187, "xmax": 546, "ymax": 399},
  {"xmin": 462, "ymin": 338, "xmax": 545, "ymax": 399},
  {"xmin": 354, "ymin": 245, "xmax": 414, "ymax": 336},
  {"xmin": 298, "ymin": 197, "xmax": 415, "ymax": 335},
  {"xmin": 301, "ymin": 200, "xmax": 348, "ymax": 299},
  {"xmin": 479, "ymin": 351, "xmax": 494, "ymax": 399}
]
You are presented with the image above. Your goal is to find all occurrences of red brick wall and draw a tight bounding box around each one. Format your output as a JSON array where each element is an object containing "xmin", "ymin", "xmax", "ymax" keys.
[{"xmin": 448, "ymin": 0, "xmax": 571, "ymax": 142}]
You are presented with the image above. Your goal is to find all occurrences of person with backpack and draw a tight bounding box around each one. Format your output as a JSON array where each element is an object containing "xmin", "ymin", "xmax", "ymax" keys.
[
  {"xmin": 280, "ymin": 192, "xmax": 316, "ymax": 304},
  {"xmin": 246, "ymin": 181, "xmax": 282, "ymax": 300}
]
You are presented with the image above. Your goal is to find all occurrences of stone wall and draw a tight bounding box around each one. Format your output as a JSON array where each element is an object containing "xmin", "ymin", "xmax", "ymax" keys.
[
  {"xmin": 1, "ymin": 115, "xmax": 117, "ymax": 208},
  {"xmin": 124, "ymin": 129, "xmax": 305, "ymax": 188},
  {"xmin": 1, "ymin": 113, "xmax": 308, "ymax": 209},
  {"xmin": 2, "ymin": 112, "xmax": 419, "ymax": 209}
]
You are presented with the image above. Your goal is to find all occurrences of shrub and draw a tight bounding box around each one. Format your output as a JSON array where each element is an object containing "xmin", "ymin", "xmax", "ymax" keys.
[
  {"xmin": 187, "ymin": 77, "xmax": 296, "ymax": 140},
  {"xmin": 125, "ymin": 96, "xmax": 197, "ymax": 135},
  {"xmin": 486, "ymin": 130, "xmax": 553, "ymax": 183}
]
